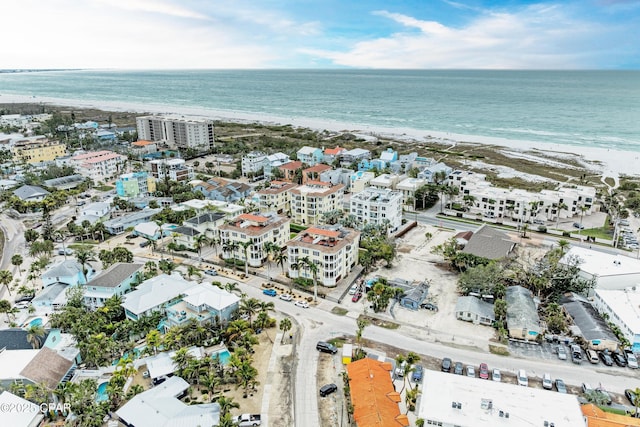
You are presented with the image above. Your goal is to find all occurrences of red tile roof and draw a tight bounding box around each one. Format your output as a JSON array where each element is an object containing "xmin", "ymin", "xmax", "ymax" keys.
[
  {"xmin": 324, "ymin": 146, "xmax": 345, "ymax": 155},
  {"xmin": 238, "ymin": 213, "xmax": 269, "ymax": 223},
  {"xmin": 304, "ymin": 164, "xmax": 331, "ymax": 173},
  {"xmin": 306, "ymin": 227, "xmax": 340, "ymax": 238},
  {"xmin": 582, "ymin": 403, "xmax": 640, "ymax": 427},
  {"xmin": 132, "ymin": 140, "xmax": 155, "ymax": 146},
  {"xmin": 278, "ymin": 161, "xmax": 303, "ymax": 170}
]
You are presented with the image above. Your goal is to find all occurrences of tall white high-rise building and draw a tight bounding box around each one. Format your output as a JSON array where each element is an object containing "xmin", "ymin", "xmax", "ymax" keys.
[{"xmin": 136, "ymin": 115, "xmax": 214, "ymax": 152}]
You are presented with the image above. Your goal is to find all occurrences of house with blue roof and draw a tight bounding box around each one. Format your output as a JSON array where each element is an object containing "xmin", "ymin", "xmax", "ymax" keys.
[{"xmin": 41, "ymin": 259, "xmax": 95, "ymax": 287}]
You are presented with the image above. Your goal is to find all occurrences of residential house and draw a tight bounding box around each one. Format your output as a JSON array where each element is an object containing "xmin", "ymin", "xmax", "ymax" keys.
[
  {"xmin": 171, "ymin": 225, "xmax": 201, "ymax": 250},
  {"xmin": 219, "ymin": 213, "xmax": 290, "ymax": 267},
  {"xmin": 134, "ymin": 221, "xmax": 162, "ymax": 240},
  {"xmin": 257, "ymin": 180, "xmax": 297, "ymax": 215},
  {"xmin": 116, "ymin": 171, "xmax": 157, "ymax": 198},
  {"xmin": 116, "ymin": 376, "xmax": 220, "ymax": 427},
  {"xmin": 593, "ymin": 288, "xmax": 640, "ymax": 352},
  {"xmin": 122, "ymin": 273, "xmax": 197, "ymax": 321},
  {"xmin": 32, "ymin": 284, "xmax": 68, "ymax": 310},
  {"xmin": 143, "ymin": 347, "xmax": 205, "ymax": 380},
  {"xmin": 19, "ymin": 347, "xmax": 75, "ymax": 390},
  {"xmin": 359, "ymin": 148, "xmax": 398, "ymax": 171},
  {"xmin": 12, "ymin": 185, "xmax": 50, "ymax": 202},
  {"xmin": 83, "ymin": 263, "xmax": 144, "ymax": 310},
  {"xmin": 149, "ymin": 158, "xmax": 194, "ymax": 182},
  {"xmin": 0, "ymin": 391, "xmax": 44, "ymax": 427},
  {"xmin": 561, "ymin": 246, "xmax": 640, "ymax": 291},
  {"xmin": 350, "ymin": 187, "xmax": 403, "ymax": 232},
  {"xmin": 297, "ymin": 146, "xmax": 323, "ymax": 166},
  {"xmin": 263, "ymin": 152, "xmax": 291, "ymax": 179},
  {"xmin": 323, "ymin": 146, "xmax": 346, "ymax": 164},
  {"xmin": 136, "ymin": 115, "xmax": 215, "ymax": 152},
  {"xmin": 41, "ymin": 259, "xmax": 95, "ymax": 287},
  {"xmin": 369, "ymin": 173, "xmax": 402, "ymax": 190},
  {"xmin": 103, "ymin": 208, "xmax": 161, "ymax": 235},
  {"xmin": 175, "ymin": 199, "xmax": 244, "ymax": 218},
  {"xmin": 287, "ymin": 226, "xmax": 360, "ymax": 287},
  {"xmin": 455, "ymin": 296, "xmax": 495, "ymax": 326},
  {"xmin": 319, "ymin": 168, "xmax": 353, "ymax": 191},
  {"xmin": 130, "ymin": 140, "xmax": 158, "ymax": 158},
  {"xmin": 461, "ymin": 224, "xmax": 516, "ymax": 260},
  {"xmin": 289, "ymin": 181, "xmax": 345, "ymax": 226},
  {"xmin": 184, "ymin": 211, "xmax": 226, "ymax": 235},
  {"xmin": 417, "ymin": 371, "xmax": 584, "ymax": 427},
  {"xmin": 399, "ymin": 283, "xmax": 429, "ymax": 310},
  {"xmin": 561, "ymin": 293, "xmax": 618, "ymax": 351},
  {"xmin": 418, "ymin": 161, "xmax": 452, "ymax": 182},
  {"xmin": 506, "ymin": 285, "xmax": 541, "ymax": 340},
  {"xmin": 69, "ymin": 150, "xmax": 127, "ymax": 182},
  {"xmin": 11, "ymin": 139, "xmax": 66, "ymax": 164},
  {"xmin": 341, "ymin": 148, "xmax": 371, "ymax": 166},
  {"xmin": 346, "ymin": 358, "xmax": 409, "ymax": 427},
  {"xmin": 43, "ymin": 174, "xmax": 85, "ymax": 191},
  {"xmin": 396, "ymin": 177, "xmax": 427, "ymax": 207},
  {"xmin": 191, "ymin": 177, "xmax": 252, "ymax": 203},
  {"xmin": 95, "ymin": 129, "xmax": 116, "ymax": 142},
  {"xmin": 302, "ymin": 164, "xmax": 331, "ymax": 184},
  {"xmin": 241, "ymin": 151, "xmax": 267, "ymax": 178},
  {"xmin": 277, "ymin": 160, "xmax": 303, "ymax": 183},
  {"xmin": 165, "ymin": 283, "xmax": 240, "ymax": 329},
  {"xmin": 350, "ymin": 171, "xmax": 375, "ymax": 193},
  {"xmin": 77, "ymin": 202, "xmax": 111, "ymax": 225}
]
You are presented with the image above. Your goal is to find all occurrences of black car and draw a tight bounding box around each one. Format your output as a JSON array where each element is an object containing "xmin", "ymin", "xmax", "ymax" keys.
[
  {"xmin": 139, "ymin": 240, "xmax": 150, "ymax": 248},
  {"xmin": 600, "ymin": 350, "xmax": 614, "ymax": 366},
  {"xmin": 411, "ymin": 365, "xmax": 424, "ymax": 382},
  {"xmin": 613, "ymin": 350, "xmax": 627, "ymax": 367},
  {"xmin": 319, "ymin": 383, "xmax": 337, "ymax": 397},
  {"xmin": 316, "ymin": 341, "xmax": 338, "ymax": 354},
  {"xmin": 420, "ymin": 302, "xmax": 438, "ymax": 311},
  {"xmin": 625, "ymin": 389, "xmax": 639, "ymax": 405},
  {"xmin": 441, "ymin": 357, "xmax": 452, "ymax": 373},
  {"xmin": 15, "ymin": 294, "xmax": 35, "ymax": 303},
  {"xmin": 453, "ymin": 362, "xmax": 464, "ymax": 375}
]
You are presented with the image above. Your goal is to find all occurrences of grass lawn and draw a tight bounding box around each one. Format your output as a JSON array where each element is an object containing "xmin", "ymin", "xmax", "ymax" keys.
[{"xmin": 95, "ymin": 185, "xmax": 114, "ymax": 191}]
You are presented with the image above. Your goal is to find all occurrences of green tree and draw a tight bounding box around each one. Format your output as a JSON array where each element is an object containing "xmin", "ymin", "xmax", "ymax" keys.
[
  {"xmin": 11, "ymin": 254, "xmax": 23, "ymax": 277},
  {"xmin": 26, "ymin": 325, "xmax": 46, "ymax": 349},
  {"xmin": 0, "ymin": 270, "xmax": 13, "ymax": 296},
  {"xmin": 74, "ymin": 245, "xmax": 96, "ymax": 282},
  {"xmin": 279, "ymin": 317, "xmax": 292, "ymax": 344}
]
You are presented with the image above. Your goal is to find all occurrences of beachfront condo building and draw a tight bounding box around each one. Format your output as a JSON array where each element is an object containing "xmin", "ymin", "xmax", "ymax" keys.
[
  {"xmin": 289, "ymin": 181, "xmax": 345, "ymax": 226},
  {"xmin": 287, "ymin": 225, "xmax": 360, "ymax": 287},
  {"xmin": 149, "ymin": 158, "xmax": 194, "ymax": 182},
  {"xmin": 115, "ymin": 171, "xmax": 156, "ymax": 198},
  {"xmin": 241, "ymin": 151, "xmax": 291, "ymax": 179},
  {"xmin": 11, "ymin": 138, "xmax": 66, "ymax": 164},
  {"xmin": 136, "ymin": 115, "xmax": 214, "ymax": 152},
  {"xmin": 257, "ymin": 180, "xmax": 298, "ymax": 214},
  {"xmin": 218, "ymin": 213, "xmax": 290, "ymax": 268},
  {"xmin": 297, "ymin": 146, "xmax": 323, "ymax": 166},
  {"xmin": 69, "ymin": 150, "xmax": 127, "ymax": 183},
  {"xmin": 447, "ymin": 170, "xmax": 597, "ymax": 223},
  {"xmin": 350, "ymin": 187, "xmax": 403, "ymax": 233},
  {"xmin": 396, "ymin": 177, "xmax": 428, "ymax": 207}
]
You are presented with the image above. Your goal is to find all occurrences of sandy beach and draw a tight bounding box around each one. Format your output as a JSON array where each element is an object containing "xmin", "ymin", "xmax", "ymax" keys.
[{"xmin": 1, "ymin": 93, "xmax": 637, "ymax": 179}]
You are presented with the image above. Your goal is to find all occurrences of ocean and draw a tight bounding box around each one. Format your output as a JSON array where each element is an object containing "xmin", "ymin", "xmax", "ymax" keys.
[{"xmin": 0, "ymin": 69, "xmax": 638, "ymax": 152}]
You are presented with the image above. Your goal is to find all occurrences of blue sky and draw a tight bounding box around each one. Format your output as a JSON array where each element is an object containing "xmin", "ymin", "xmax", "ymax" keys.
[{"xmin": 2, "ymin": 0, "xmax": 639, "ymax": 69}]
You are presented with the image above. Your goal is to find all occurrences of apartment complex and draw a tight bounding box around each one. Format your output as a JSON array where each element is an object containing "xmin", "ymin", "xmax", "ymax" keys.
[
  {"xmin": 136, "ymin": 115, "xmax": 214, "ymax": 152},
  {"xmin": 149, "ymin": 158, "xmax": 194, "ymax": 182},
  {"xmin": 218, "ymin": 213, "xmax": 290, "ymax": 267},
  {"xmin": 257, "ymin": 180, "xmax": 297, "ymax": 214},
  {"xmin": 115, "ymin": 171, "xmax": 157, "ymax": 198},
  {"xmin": 241, "ymin": 151, "xmax": 291, "ymax": 178},
  {"xmin": 287, "ymin": 225, "xmax": 360, "ymax": 287},
  {"xmin": 11, "ymin": 139, "xmax": 66, "ymax": 164},
  {"xmin": 289, "ymin": 181, "xmax": 344, "ymax": 225},
  {"xmin": 69, "ymin": 150, "xmax": 126, "ymax": 182},
  {"xmin": 350, "ymin": 187, "xmax": 403, "ymax": 232}
]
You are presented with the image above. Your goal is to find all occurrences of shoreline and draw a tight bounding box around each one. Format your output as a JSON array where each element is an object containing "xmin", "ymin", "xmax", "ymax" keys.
[{"xmin": 1, "ymin": 93, "xmax": 638, "ymax": 179}]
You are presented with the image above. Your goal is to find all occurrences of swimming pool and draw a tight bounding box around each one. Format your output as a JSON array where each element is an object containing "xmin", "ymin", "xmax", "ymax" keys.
[
  {"xmin": 96, "ymin": 381, "xmax": 109, "ymax": 402},
  {"xmin": 211, "ymin": 349, "xmax": 231, "ymax": 365},
  {"xmin": 28, "ymin": 318, "xmax": 43, "ymax": 328}
]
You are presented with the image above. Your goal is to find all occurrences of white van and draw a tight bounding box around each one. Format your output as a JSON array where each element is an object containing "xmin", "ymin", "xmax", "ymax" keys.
[
  {"xmin": 542, "ymin": 373, "xmax": 552, "ymax": 390},
  {"xmin": 517, "ymin": 369, "xmax": 528, "ymax": 387}
]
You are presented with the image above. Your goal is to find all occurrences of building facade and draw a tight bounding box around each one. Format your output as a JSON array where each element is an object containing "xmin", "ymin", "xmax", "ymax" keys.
[
  {"xmin": 115, "ymin": 171, "xmax": 156, "ymax": 198},
  {"xmin": 11, "ymin": 139, "xmax": 66, "ymax": 164},
  {"xmin": 149, "ymin": 158, "xmax": 194, "ymax": 182},
  {"xmin": 69, "ymin": 150, "xmax": 127, "ymax": 182},
  {"xmin": 136, "ymin": 115, "xmax": 214, "ymax": 152},
  {"xmin": 289, "ymin": 181, "xmax": 345, "ymax": 226},
  {"xmin": 257, "ymin": 181, "xmax": 297, "ymax": 214},
  {"xmin": 350, "ymin": 187, "xmax": 403, "ymax": 232}
]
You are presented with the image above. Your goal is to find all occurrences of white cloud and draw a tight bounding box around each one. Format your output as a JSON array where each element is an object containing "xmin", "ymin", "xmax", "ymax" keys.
[{"xmin": 310, "ymin": 5, "xmax": 605, "ymax": 69}]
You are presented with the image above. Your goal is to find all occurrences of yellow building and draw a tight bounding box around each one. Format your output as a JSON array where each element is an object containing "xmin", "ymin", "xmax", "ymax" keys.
[{"xmin": 12, "ymin": 139, "xmax": 66, "ymax": 164}]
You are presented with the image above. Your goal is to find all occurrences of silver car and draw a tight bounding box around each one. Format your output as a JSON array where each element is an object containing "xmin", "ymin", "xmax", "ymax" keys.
[
  {"xmin": 557, "ymin": 346, "xmax": 567, "ymax": 360},
  {"xmin": 492, "ymin": 369, "xmax": 501, "ymax": 382}
]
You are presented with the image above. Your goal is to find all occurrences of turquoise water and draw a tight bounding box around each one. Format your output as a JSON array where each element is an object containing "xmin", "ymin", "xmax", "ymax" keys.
[
  {"xmin": 0, "ymin": 70, "xmax": 638, "ymax": 151},
  {"xmin": 96, "ymin": 382, "xmax": 108, "ymax": 402},
  {"xmin": 211, "ymin": 349, "xmax": 231, "ymax": 365},
  {"xmin": 29, "ymin": 318, "xmax": 43, "ymax": 327}
]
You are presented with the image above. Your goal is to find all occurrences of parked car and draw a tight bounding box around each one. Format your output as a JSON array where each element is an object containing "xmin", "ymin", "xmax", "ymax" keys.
[
  {"xmin": 613, "ymin": 350, "xmax": 628, "ymax": 367},
  {"xmin": 586, "ymin": 349, "xmax": 600, "ymax": 364},
  {"xmin": 517, "ymin": 369, "xmax": 528, "ymax": 387},
  {"xmin": 57, "ymin": 248, "xmax": 73, "ymax": 256},
  {"xmin": 542, "ymin": 373, "xmax": 553, "ymax": 390},
  {"xmin": 570, "ymin": 344, "xmax": 583, "ymax": 364},
  {"xmin": 126, "ymin": 233, "xmax": 138, "ymax": 239},
  {"xmin": 351, "ymin": 292, "xmax": 363, "ymax": 302},
  {"xmin": 441, "ymin": 358, "xmax": 452, "ymax": 373},
  {"xmin": 316, "ymin": 341, "xmax": 337, "ymax": 354},
  {"xmin": 582, "ymin": 383, "xmax": 593, "ymax": 394},
  {"xmin": 627, "ymin": 353, "xmax": 638, "ymax": 369},
  {"xmin": 142, "ymin": 370, "xmax": 150, "ymax": 379},
  {"xmin": 420, "ymin": 302, "xmax": 438, "ymax": 311},
  {"xmin": 319, "ymin": 383, "xmax": 338, "ymax": 397},
  {"xmin": 466, "ymin": 365, "xmax": 475, "ymax": 378},
  {"xmin": 234, "ymin": 413, "xmax": 262, "ymax": 426},
  {"xmin": 557, "ymin": 346, "xmax": 567, "ymax": 360},
  {"xmin": 555, "ymin": 379, "xmax": 567, "ymax": 393},
  {"xmin": 395, "ymin": 361, "xmax": 408, "ymax": 377},
  {"xmin": 479, "ymin": 363, "xmax": 489, "ymax": 380},
  {"xmin": 262, "ymin": 288, "xmax": 277, "ymax": 297},
  {"xmin": 204, "ymin": 269, "xmax": 218, "ymax": 276},
  {"xmin": 294, "ymin": 300, "xmax": 309, "ymax": 308},
  {"xmin": 492, "ymin": 369, "xmax": 501, "ymax": 382},
  {"xmin": 15, "ymin": 294, "xmax": 34, "ymax": 303},
  {"xmin": 14, "ymin": 302, "xmax": 30, "ymax": 309},
  {"xmin": 573, "ymin": 222, "xmax": 585, "ymax": 229},
  {"xmin": 348, "ymin": 284, "xmax": 359, "ymax": 295},
  {"xmin": 454, "ymin": 362, "xmax": 464, "ymax": 375},
  {"xmin": 600, "ymin": 350, "xmax": 614, "ymax": 366},
  {"xmin": 625, "ymin": 389, "xmax": 638, "ymax": 405},
  {"xmin": 411, "ymin": 365, "xmax": 424, "ymax": 382},
  {"xmin": 139, "ymin": 240, "xmax": 150, "ymax": 248},
  {"xmin": 279, "ymin": 294, "xmax": 293, "ymax": 302}
]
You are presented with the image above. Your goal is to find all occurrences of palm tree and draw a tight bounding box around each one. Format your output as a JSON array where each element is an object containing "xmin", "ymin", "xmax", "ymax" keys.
[
  {"xmin": 186, "ymin": 265, "xmax": 202, "ymax": 281},
  {"xmin": 240, "ymin": 241, "xmax": 253, "ymax": 275},
  {"xmin": 75, "ymin": 245, "xmax": 96, "ymax": 283},
  {"xmin": 223, "ymin": 241, "xmax": 240, "ymax": 272},
  {"xmin": 194, "ymin": 234, "xmax": 210, "ymax": 263},
  {"xmin": 557, "ymin": 239, "xmax": 570, "ymax": 255},
  {"xmin": 200, "ymin": 372, "xmax": 220, "ymax": 401},
  {"xmin": 172, "ymin": 347, "xmax": 194, "ymax": 377},
  {"xmin": 299, "ymin": 256, "xmax": 319, "ymax": 302},
  {"xmin": 239, "ymin": 298, "xmax": 261, "ymax": 328},
  {"xmin": 0, "ymin": 270, "xmax": 13, "ymax": 297},
  {"xmin": 26, "ymin": 325, "xmax": 46, "ymax": 349},
  {"xmin": 555, "ymin": 202, "xmax": 568, "ymax": 229},
  {"xmin": 279, "ymin": 317, "xmax": 292, "ymax": 343},
  {"xmin": 217, "ymin": 395, "xmax": 240, "ymax": 416},
  {"xmin": 274, "ymin": 251, "xmax": 288, "ymax": 276},
  {"xmin": 11, "ymin": 254, "xmax": 23, "ymax": 277},
  {"xmin": 0, "ymin": 299, "xmax": 12, "ymax": 323}
]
